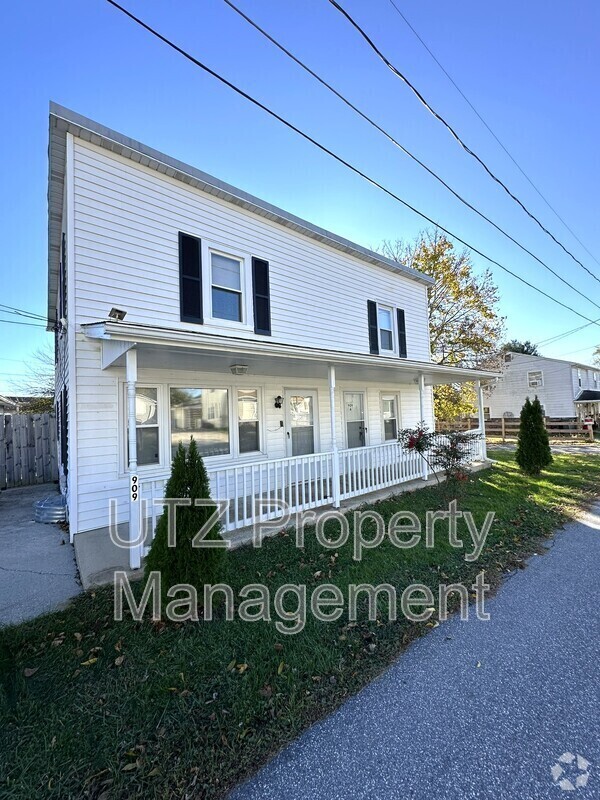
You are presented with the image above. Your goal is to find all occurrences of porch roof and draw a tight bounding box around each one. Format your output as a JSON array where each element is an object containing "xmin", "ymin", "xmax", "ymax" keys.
[
  {"xmin": 575, "ymin": 390, "xmax": 600, "ymax": 402},
  {"xmin": 82, "ymin": 321, "xmax": 499, "ymax": 387}
]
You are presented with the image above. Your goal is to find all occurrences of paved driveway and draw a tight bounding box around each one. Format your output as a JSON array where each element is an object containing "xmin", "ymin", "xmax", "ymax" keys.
[
  {"xmin": 0, "ymin": 485, "xmax": 80, "ymax": 627},
  {"xmin": 231, "ymin": 501, "xmax": 600, "ymax": 800}
]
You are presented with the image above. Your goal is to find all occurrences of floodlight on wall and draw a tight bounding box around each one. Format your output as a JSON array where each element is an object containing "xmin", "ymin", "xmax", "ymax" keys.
[
  {"xmin": 274, "ymin": 395, "xmax": 283, "ymax": 409},
  {"xmin": 108, "ymin": 307, "xmax": 127, "ymax": 321},
  {"xmin": 230, "ymin": 364, "xmax": 249, "ymax": 376}
]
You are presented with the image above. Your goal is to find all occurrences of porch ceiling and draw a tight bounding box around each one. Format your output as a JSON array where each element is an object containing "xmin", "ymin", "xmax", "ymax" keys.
[{"xmin": 82, "ymin": 321, "xmax": 499, "ymax": 386}]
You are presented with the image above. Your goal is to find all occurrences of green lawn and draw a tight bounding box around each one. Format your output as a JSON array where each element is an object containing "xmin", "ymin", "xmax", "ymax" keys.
[{"xmin": 2, "ymin": 451, "xmax": 599, "ymax": 799}]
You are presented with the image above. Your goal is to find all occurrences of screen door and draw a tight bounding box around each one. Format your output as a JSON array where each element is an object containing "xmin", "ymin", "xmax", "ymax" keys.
[
  {"xmin": 344, "ymin": 391, "xmax": 366, "ymax": 448},
  {"xmin": 286, "ymin": 391, "xmax": 317, "ymax": 456}
]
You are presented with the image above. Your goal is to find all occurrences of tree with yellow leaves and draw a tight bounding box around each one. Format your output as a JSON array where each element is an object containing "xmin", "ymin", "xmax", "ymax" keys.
[{"xmin": 381, "ymin": 230, "xmax": 505, "ymax": 421}]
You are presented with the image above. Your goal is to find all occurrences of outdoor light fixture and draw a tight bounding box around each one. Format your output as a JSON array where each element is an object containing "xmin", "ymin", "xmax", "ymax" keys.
[
  {"xmin": 108, "ymin": 307, "xmax": 127, "ymax": 321},
  {"xmin": 274, "ymin": 395, "xmax": 283, "ymax": 409},
  {"xmin": 230, "ymin": 364, "xmax": 249, "ymax": 375}
]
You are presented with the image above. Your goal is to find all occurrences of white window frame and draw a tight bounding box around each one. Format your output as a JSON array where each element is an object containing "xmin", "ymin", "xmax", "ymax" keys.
[
  {"xmin": 577, "ymin": 368, "xmax": 582, "ymax": 388},
  {"xmin": 380, "ymin": 392, "xmax": 401, "ymax": 441},
  {"xmin": 593, "ymin": 372, "xmax": 598, "ymax": 388},
  {"xmin": 376, "ymin": 303, "xmax": 396, "ymax": 356},
  {"xmin": 119, "ymin": 383, "xmax": 167, "ymax": 475},
  {"xmin": 167, "ymin": 383, "xmax": 265, "ymax": 465},
  {"xmin": 202, "ymin": 242, "xmax": 254, "ymax": 332},
  {"xmin": 119, "ymin": 382, "xmax": 266, "ymax": 475},
  {"xmin": 527, "ymin": 370, "xmax": 544, "ymax": 389}
]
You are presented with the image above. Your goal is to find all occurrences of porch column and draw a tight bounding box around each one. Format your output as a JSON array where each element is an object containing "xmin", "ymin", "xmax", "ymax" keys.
[
  {"xmin": 328, "ymin": 365, "xmax": 341, "ymax": 508},
  {"xmin": 476, "ymin": 380, "xmax": 488, "ymax": 461},
  {"xmin": 126, "ymin": 347, "xmax": 142, "ymax": 569},
  {"xmin": 418, "ymin": 373, "xmax": 428, "ymax": 480}
]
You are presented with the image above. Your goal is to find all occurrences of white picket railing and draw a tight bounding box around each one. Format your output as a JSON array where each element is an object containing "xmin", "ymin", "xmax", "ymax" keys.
[
  {"xmin": 338, "ymin": 440, "xmax": 423, "ymax": 501},
  {"xmin": 139, "ymin": 430, "xmax": 486, "ymax": 545}
]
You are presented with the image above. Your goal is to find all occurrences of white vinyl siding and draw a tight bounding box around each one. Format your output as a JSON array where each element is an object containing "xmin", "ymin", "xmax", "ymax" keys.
[
  {"xmin": 486, "ymin": 354, "xmax": 578, "ymax": 419},
  {"xmin": 70, "ymin": 334, "xmax": 432, "ymax": 534},
  {"xmin": 71, "ymin": 140, "xmax": 430, "ymax": 360}
]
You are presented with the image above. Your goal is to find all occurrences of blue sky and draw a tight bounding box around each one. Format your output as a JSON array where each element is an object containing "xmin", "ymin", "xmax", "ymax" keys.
[{"xmin": 1, "ymin": 0, "xmax": 599, "ymax": 394}]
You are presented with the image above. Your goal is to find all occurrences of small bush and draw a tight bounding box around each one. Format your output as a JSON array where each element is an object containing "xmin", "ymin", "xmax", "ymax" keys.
[
  {"xmin": 144, "ymin": 438, "xmax": 227, "ymax": 605},
  {"xmin": 515, "ymin": 396, "xmax": 553, "ymax": 476}
]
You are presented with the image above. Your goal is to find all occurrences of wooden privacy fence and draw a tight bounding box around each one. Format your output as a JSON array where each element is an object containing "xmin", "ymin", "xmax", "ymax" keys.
[
  {"xmin": 440, "ymin": 417, "xmax": 595, "ymax": 442},
  {"xmin": 0, "ymin": 413, "xmax": 58, "ymax": 489}
]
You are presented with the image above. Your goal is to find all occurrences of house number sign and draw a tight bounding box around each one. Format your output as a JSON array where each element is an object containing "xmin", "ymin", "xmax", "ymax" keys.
[{"xmin": 130, "ymin": 474, "xmax": 139, "ymax": 503}]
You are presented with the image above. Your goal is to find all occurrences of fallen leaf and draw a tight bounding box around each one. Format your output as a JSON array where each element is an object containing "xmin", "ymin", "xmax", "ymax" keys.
[
  {"xmin": 147, "ymin": 767, "xmax": 161, "ymax": 777},
  {"xmin": 226, "ymin": 658, "xmax": 236, "ymax": 671},
  {"xmin": 476, "ymin": 661, "xmax": 482, "ymax": 668},
  {"xmin": 277, "ymin": 661, "xmax": 285, "ymax": 675},
  {"xmin": 80, "ymin": 658, "xmax": 98, "ymax": 667},
  {"xmin": 236, "ymin": 663, "xmax": 248, "ymax": 674},
  {"xmin": 74, "ymin": 632, "xmax": 82, "ymax": 642},
  {"xmin": 114, "ymin": 655, "xmax": 125, "ymax": 667},
  {"xmin": 121, "ymin": 763, "xmax": 137, "ymax": 772},
  {"xmin": 273, "ymin": 643, "xmax": 283, "ymax": 652},
  {"xmin": 23, "ymin": 667, "xmax": 39, "ymax": 678}
]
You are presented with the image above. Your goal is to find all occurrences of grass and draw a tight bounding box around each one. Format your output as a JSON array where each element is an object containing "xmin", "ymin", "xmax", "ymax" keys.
[{"xmin": 1, "ymin": 450, "xmax": 599, "ymax": 799}]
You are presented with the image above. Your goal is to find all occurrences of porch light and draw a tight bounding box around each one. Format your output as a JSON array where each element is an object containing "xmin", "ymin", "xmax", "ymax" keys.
[
  {"xmin": 274, "ymin": 395, "xmax": 283, "ymax": 409},
  {"xmin": 230, "ymin": 364, "xmax": 249, "ymax": 375},
  {"xmin": 108, "ymin": 307, "xmax": 127, "ymax": 321}
]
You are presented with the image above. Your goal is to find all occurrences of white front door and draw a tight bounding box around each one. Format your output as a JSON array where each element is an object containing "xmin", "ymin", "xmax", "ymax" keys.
[
  {"xmin": 344, "ymin": 391, "xmax": 367, "ymax": 448},
  {"xmin": 285, "ymin": 391, "xmax": 317, "ymax": 456}
]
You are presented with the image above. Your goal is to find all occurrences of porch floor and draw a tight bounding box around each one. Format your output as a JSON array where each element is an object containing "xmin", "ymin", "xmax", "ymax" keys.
[{"xmin": 75, "ymin": 460, "xmax": 490, "ymax": 588}]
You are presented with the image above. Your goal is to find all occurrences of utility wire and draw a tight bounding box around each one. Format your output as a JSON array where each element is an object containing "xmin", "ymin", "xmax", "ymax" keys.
[
  {"xmin": 535, "ymin": 318, "xmax": 600, "ymax": 347},
  {"xmin": 104, "ymin": 0, "xmax": 600, "ymax": 331},
  {"xmin": 221, "ymin": 0, "xmax": 600, "ymax": 313},
  {"xmin": 384, "ymin": 0, "xmax": 600, "ymax": 273},
  {"xmin": 0, "ymin": 303, "xmax": 47, "ymax": 321},
  {"xmin": 326, "ymin": 0, "xmax": 600, "ymax": 284},
  {"xmin": 0, "ymin": 317, "xmax": 47, "ymax": 328}
]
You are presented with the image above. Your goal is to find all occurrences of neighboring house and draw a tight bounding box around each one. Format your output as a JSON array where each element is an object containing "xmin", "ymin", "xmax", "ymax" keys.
[
  {"xmin": 0, "ymin": 395, "xmax": 18, "ymax": 416},
  {"xmin": 47, "ymin": 104, "xmax": 495, "ymax": 577},
  {"xmin": 486, "ymin": 352, "xmax": 600, "ymax": 420}
]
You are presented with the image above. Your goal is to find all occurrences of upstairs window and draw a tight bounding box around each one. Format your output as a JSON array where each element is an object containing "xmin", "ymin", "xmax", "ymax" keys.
[
  {"xmin": 577, "ymin": 369, "xmax": 582, "ymax": 388},
  {"xmin": 594, "ymin": 372, "xmax": 598, "ymax": 388},
  {"xmin": 211, "ymin": 252, "xmax": 243, "ymax": 322},
  {"xmin": 377, "ymin": 306, "xmax": 394, "ymax": 352},
  {"xmin": 527, "ymin": 370, "xmax": 543, "ymax": 388}
]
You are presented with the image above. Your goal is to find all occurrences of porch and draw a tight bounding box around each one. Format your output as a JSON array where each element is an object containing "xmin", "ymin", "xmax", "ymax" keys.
[{"xmin": 82, "ymin": 321, "xmax": 495, "ymax": 570}]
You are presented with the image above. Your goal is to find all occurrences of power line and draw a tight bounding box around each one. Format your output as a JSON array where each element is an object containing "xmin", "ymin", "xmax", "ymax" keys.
[
  {"xmin": 0, "ymin": 303, "xmax": 47, "ymax": 321},
  {"xmin": 0, "ymin": 317, "xmax": 47, "ymax": 328},
  {"xmin": 384, "ymin": 0, "xmax": 600, "ymax": 273},
  {"xmin": 535, "ymin": 318, "xmax": 600, "ymax": 347},
  {"xmin": 325, "ymin": 0, "xmax": 600, "ymax": 285},
  {"xmin": 221, "ymin": 0, "xmax": 600, "ymax": 314},
  {"xmin": 104, "ymin": 0, "xmax": 600, "ymax": 331}
]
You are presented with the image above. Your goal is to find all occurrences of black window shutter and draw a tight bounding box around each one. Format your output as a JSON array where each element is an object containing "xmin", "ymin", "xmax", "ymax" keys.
[
  {"xmin": 60, "ymin": 387, "xmax": 68, "ymax": 476},
  {"xmin": 252, "ymin": 257, "xmax": 271, "ymax": 335},
  {"xmin": 397, "ymin": 308, "xmax": 407, "ymax": 358},
  {"xmin": 179, "ymin": 232, "xmax": 203, "ymax": 323},
  {"xmin": 367, "ymin": 300, "xmax": 379, "ymax": 355}
]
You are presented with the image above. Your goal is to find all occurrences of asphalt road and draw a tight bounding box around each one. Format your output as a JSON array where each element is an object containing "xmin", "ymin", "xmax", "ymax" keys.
[{"xmin": 231, "ymin": 501, "xmax": 600, "ymax": 800}]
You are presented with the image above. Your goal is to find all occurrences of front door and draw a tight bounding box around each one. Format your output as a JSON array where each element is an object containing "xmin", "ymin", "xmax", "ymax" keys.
[
  {"xmin": 344, "ymin": 391, "xmax": 366, "ymax": 448},
  {"xmin": 285, "ymin": 391, "xmax": 317, "ymax": 456}
]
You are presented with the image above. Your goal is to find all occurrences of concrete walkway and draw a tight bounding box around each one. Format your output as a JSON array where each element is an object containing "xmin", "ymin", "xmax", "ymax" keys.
[
  {"xmin": 231, "ymin": 501, "xmax": 600, "ymax": 800},
  {"xmin": 0, "ymin": 485, "xmax": 81, "ymax": 627}
]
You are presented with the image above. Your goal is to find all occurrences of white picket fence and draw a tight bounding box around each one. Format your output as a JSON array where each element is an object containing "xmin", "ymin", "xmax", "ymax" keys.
[
  {"xmin": 140, "ymin": 431, "xmax": 484, "ymax": 538},
  {"xmin": 0, "ymin": 413, "xmax": 58, "ymax": 489}
]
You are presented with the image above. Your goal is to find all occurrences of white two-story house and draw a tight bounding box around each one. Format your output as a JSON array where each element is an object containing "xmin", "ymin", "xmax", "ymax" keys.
[
  {"xmin": 486, "ymin": 352, "xmax": 600, "ymax": 422},
  {"xmin": 48, "ymin": 104, "xmax": 494, "ymax": 582}
]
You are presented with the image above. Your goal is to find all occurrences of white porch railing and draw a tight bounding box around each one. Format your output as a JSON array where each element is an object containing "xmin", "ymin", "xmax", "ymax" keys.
[
  {"xmin": 338, "ymin": 440, "xmax": 423, "ymax": 501},
  {"xmin": 139, "ymin": 430, "xmax": 485, "ymax": 545}
]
